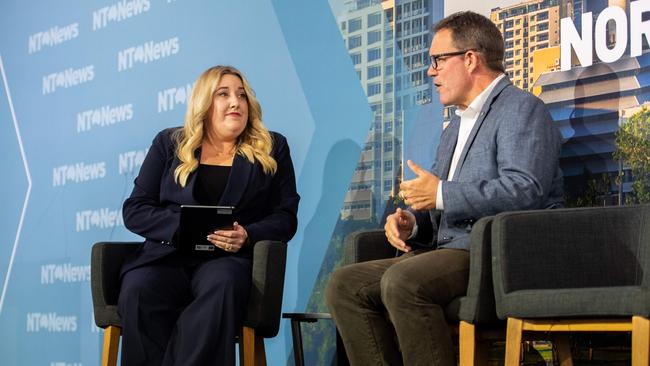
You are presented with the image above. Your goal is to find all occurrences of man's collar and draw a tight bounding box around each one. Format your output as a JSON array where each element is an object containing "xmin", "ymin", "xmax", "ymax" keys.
[{"xmin": 454, "ymin": 74, "xmax": 506, "ymax": 119}]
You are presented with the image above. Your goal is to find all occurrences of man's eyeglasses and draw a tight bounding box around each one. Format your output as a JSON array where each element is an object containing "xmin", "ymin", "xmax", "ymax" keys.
[{"xmin": 429, "ymin": 49, "xmax": 474, "ymax": 70}]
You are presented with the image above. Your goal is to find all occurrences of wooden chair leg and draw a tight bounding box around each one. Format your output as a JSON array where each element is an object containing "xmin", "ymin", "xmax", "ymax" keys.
[
  {"xmin": 552, "ymin": 334, "xmax": 573, "ymax": 366},
  {"xmin": 633, "ymin": 316, "xmax": 650, "ymax": 366},
  {"xmin": 505, "ymin": 318, "xmax": 523, "ymax": 366},
  {"xmin": 459, "ymin": 321, "xmax": 476, "ymax": 365},
  {"xmin": 102, "ymin": 325, "xmax": 121, "ymax": 366},
  {"xmin": 240, "ymin": 326, "xmax": 266, "ymax": 366}
]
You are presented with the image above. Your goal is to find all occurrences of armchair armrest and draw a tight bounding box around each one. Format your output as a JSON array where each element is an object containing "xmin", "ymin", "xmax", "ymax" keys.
[
  {"xmin": 91, "ymin": 242, "xmax": 140, "ymax": 328},
  {"xmin": 344, "ymin": 229, "xmax": 395, "ymax": 265},
  {"xmin": 243, "ymin": 240, "xmax": 287, "ymax": 337},
  {"xmin": 458, "ymin": 216, "xmax": 498, "ymax": 324}
]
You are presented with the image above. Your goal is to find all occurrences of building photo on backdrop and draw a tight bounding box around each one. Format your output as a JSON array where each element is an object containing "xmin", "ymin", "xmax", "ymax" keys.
[{"xmin": 0, "ymin": 0, "xmax": 649, "ymax": 365}]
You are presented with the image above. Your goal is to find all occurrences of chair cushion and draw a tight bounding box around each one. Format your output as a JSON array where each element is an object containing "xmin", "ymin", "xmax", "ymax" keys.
[{"xmin": 496, "ymin": 286, "xmax": 650, "ymax": 319}]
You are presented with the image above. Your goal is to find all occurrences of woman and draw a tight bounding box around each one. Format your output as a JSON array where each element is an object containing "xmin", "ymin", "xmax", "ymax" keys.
[{"xmin": 118, "ymin": 66, "xmax": 299, "ymax": 365}]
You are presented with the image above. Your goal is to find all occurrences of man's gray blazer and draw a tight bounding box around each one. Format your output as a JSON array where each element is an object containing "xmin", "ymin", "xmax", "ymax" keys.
[{"xmin": 411, "ymin": 76, "xmax": 564, "ymax": 250}]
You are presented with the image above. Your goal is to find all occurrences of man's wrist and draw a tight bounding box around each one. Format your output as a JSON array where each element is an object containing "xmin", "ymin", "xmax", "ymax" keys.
[
  {"xmin": 436, "ymin": 180, "xmax": 444, "ymax": 210},
  {"xmin": 407, "ymin": 222, "xmax": 419, "ymax": 240}
]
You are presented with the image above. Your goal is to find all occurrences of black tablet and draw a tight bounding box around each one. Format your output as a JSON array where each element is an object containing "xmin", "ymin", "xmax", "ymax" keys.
[{"xmin": 178, "ymin": 205, "xmax": 234, "ymax": 255}]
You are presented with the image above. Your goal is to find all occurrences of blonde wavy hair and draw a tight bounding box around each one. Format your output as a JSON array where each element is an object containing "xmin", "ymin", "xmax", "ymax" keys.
[{"xmin": 172, "ymin": 66, "xmax": 277, "ymax": 187}]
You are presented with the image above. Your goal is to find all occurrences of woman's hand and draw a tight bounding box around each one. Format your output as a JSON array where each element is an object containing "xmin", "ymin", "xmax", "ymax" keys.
[{"xmin": 207, "ymin": 222, "xmax": 248, "ymax": 253}]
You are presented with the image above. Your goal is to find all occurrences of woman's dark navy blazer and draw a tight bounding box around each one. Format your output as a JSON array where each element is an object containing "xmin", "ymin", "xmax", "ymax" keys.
[{"xmin": 120, "ymin": 127, "xmax": 300, "ymax": 275}]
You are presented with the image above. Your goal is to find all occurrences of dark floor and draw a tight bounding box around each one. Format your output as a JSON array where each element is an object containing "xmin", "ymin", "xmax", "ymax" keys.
[{"xmin": 484, "ymin": 335, "xmax": 632, "ymax": 365}]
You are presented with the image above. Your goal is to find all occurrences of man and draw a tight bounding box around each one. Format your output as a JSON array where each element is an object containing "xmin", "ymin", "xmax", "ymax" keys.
[{"xmin": 325, "ymin": 11, "xmax": 564, "ymax": 366}]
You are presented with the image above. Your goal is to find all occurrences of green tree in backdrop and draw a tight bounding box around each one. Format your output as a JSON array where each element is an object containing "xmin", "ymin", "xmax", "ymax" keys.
[{"xmin": 614, "ymin": 107, "xmax": 650, "ymax": 204}]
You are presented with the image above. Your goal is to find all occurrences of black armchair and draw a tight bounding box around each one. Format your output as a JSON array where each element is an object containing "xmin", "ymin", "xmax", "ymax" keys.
[
  {"xmin": 343, "ymin": 216, "xmax": 500, "ymax": 365},
  {"xmin": 491, "ymin": 204, "xmax": 650, "ymax": 366},
  {"xmin": 91, "ymin": 240, "xmax": 287, "ymax": 366}
]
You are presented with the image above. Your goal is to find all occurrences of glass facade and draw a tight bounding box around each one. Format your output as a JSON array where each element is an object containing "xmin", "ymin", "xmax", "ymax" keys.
[{"xmin": 338, "ymin": 0, "xmax": 436, "ymax": 221}]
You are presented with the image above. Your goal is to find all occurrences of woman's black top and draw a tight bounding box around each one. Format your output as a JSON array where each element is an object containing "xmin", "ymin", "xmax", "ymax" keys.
[{"xmin": 194, "ymin": 164, "xmax": 231, "ymax": 205}]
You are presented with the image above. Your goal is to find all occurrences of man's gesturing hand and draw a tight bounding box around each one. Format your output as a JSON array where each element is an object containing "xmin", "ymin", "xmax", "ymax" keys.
[{"xmin": 399, "ymin": 160, "xmax": 440, "ymax": 211}]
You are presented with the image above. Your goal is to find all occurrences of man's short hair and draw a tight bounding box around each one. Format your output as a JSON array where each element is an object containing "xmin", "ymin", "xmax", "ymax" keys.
[{"xmin": 434, "ymin": 11, "xmax": 505, "ymax": 73}]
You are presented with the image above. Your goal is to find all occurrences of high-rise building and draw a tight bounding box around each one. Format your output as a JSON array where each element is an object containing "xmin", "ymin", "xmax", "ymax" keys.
[
  {"xmin": 490, "ymin": 0, "xmax": 561, "ymax": 91},
  {"xmin": 535, "ymin": 53, "xmax": 650, "ymax": 204},
  {"xmin": 337, "ymin": 0, "xmax": 436, "ymax": 221}
]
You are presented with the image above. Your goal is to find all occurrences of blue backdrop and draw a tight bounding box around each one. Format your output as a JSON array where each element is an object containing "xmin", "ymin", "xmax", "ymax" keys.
[{"xmin": 0, "ymin": 1, "xmax": 370, "ymax": 364}]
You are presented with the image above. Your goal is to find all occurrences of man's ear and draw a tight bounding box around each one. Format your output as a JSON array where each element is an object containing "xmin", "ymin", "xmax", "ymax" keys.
[{"xmin": 466, "ymin": 51, "xmax": 480, "ymax": 73}]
